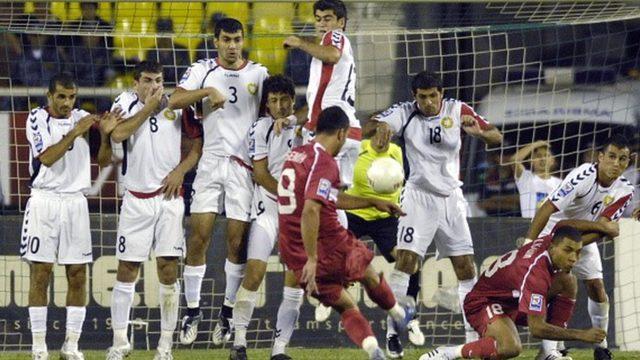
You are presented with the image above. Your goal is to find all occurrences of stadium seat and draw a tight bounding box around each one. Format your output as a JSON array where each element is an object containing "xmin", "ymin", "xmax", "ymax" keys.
[
  {"xmin": 68, "ymin": 2, "xmax": 114, "ymax": 23},
  {"xmin": 297, "ymin": 2, "xmax": 316, "ymax": 24},
  {"xmin": 252, "ymin": 2, "xmax": 295, "ymax": 22},
  {"xmin": 205, "ymin": 2, "xmax": 249, "ymax": 28},
  {"xmin": 113, "ymin": 2, "xmax": 157, "ymax": 60},
  {"xmin": 159, "ymin": 2, "xmax": 203, "ymax": 59},
  {"xmin": 251, "ymin": 35, "xmax": 288, "ymax": 75},
  {"xmin": 50, "ymin": 2, "xmax": 68, "ymax": 22}
]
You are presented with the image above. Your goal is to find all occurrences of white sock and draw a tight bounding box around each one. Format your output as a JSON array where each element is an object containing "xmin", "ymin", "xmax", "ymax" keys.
[
  {"xmin": 29, "ymin": 307, "xmax": 47, "ymax": 352},
  {"xmin": 387, "ymin": 303, "xmax": 406, "ymax": 324},
  {"xmin": 233, "ymin": 286, "xmax": 258, "ymax": 347},
  {"xmin": 386, "ymin": 270, "xmax": 410, "ymax": 337},
  {"xmin": 588, "ymin": 298, "xmax": 610, "ymax": 348},
  {"xmin": 111, "ymin": 281, "xmax": 135, "ymax": 347},
  {"xmin": 183, "ymin": 265, "xmax": 206, "ymax": 309},
  {"xmin": 458, "ymin": 277, "xmax": 479, "ymax": 342},
  {"xmin": 362, "ymin": 336, "xmax": 379, "ymax": 357},
  {"xmin": 224, "ymin": 260, "xmax": 246, "ymax": 307},
  {"xmin": 65, "ymin": 306, "xmax": 86, "ymax": 351},
  {"xmin": 272, "ymin": 287, "xmax": 304, "ymax": 356},
  {"xmin": 542, "ymin": 340, "xmax": 558, "ymax": 355},
  {"xmin": 158, "ymin": 282, "xmax": 179, "ymax": 351}
]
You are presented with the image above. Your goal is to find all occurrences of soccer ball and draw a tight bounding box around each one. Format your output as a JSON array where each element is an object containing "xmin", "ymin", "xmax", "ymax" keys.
[{"xmin": 367, "ymin": 157, "xmax": 404, "ymax": 194}]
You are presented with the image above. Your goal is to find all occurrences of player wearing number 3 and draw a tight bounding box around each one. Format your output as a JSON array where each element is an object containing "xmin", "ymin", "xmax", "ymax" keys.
[{"xmin": 368, "ymin": 71, "xmax": 503, "ymax": 346}]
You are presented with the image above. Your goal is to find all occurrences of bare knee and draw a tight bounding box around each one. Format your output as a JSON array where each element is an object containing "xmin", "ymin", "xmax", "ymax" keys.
[
  {"xmin": 359, "ymin": 265, "xmax": 381, "ymax": 290},
  {"xmin": 450, "ymin": 255, "xmax": 477, "ymax": 280},
  {"xmin": 226, "ymin": 220, "xmax": 249, "ymax": 263},
  {"xmin": 585, "ymin": 279, "xmax": 607, "ymax": 303},
  {"xmin": 395, "ymin": 250, "xmax": 419, "ymax": 274},
  {"xmin": 186, "ymin": 214, "xmax": 214, "ymax": 265},
  {"xmin": 242, "ymin": 260, "xmax": 267, "ymax": 291},
  {"xmin": 117, "ymin": 261, "xmax": 141, "ymax": 283},
  {"xmin": 156, "ymin": 257, "xmax": 178, "ymax": 285},
  {"xmin": 498, "ymin": 339, "xmax": 522, "ymax": 359},
  {"xmin": 66, "ymin": 265, "xmax": 87, "ymax": 291},
  {"xmin": 31, "ymin": 263, "xmax": 53, "ymax": 291}
]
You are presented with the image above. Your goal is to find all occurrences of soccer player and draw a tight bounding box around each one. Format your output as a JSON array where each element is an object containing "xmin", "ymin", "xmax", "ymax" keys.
[
  {"xmin": 230, "ymin": 75, "xmax": 302, "ymax": 360},
  {"xmin": 369, "ymin": 71, "xmax": 503, "ymax": 349},
  {"xmin": 106, "ymin": 61, "xmax": 202, "ymax": 360},
  {"xmin": 22, "ymin": 73, "xmax": 120, "ymax": 360},
  {"xmin": 524, "ymin": 135, "xmax": 635, "ymax": 360},
  {"xmin": 345, "ymin": 119, "xmax": 425, "ymax": 357},
  {"xmin": 278, "ymin": 106, "xmax": 414, "ymax": 360},
  {"xmin": 169, "ymin": 18, "xmax": 269, "ymax": 345},
  {"xmin": 511, "ymin": 140, "xmax": 562, "ymax": 218},
  {"xmin": 419, "ymin": 225, "xmax": 616, "ymax": 360},
  {"xmin": 280, "ymin": 0, "xmax": 361, "ymax": 187}
]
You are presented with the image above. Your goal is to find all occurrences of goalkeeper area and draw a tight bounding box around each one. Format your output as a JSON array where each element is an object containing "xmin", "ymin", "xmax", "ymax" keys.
[{"xmin": 1, "ymin": 0, "xmax": 640, "ymax": 359}]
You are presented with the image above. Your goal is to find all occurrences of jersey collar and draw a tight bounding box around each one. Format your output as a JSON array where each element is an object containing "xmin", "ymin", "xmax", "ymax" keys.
[
  {"xmin": 215, "ymin": 58, "xmax": 248, "ymax": 71},
  {"xmin": 414, "ymin": 100, "xmax": 444, "ymax": 121}
]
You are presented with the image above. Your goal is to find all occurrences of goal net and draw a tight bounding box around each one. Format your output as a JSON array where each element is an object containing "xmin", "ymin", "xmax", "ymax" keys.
[{"xmin": 1, "ymin": 0, "xmax": 639, "ymax": 352}]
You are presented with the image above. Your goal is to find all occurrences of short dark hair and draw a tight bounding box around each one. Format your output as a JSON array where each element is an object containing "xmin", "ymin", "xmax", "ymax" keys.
[
  {"xmin": 411, "ymin": 71, "xmax": 443, "ymax": 94},
  {"xmin": 263, "ymin": 75, "xmax": 295, "ymax": 99},
  {"xmin": 214, "ymin": 18, "xmax": 243, "ymax": 38},
  {"xmin": 314, "ymin": 0, "xmax": 348, "ymax": 21},
  {"xmin": 600, "ymin": 134, "xmax": 631, "ymax": 153},
  {"xmin": 552, "ymin": 226, "xmax": 582, "ymax": 243},
  {"xmin": 316, "ymin": 106, "xmax": 350, "ymax": 135},
  {"xmin": 48, "ymin": 73, "xmax": 76, "ymax": 94},
  {"xmin": 133, "ymin": 60, "xmax": 163, "ymax": 80}
]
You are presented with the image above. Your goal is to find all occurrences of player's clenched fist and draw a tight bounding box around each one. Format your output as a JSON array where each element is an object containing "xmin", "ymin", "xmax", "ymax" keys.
[
  {"xmin": 580, "ymin": 328, "xmax": 607, "ymax": 343},
  {"xmin": 372, "ymin": 122, "xmax": 392, "ymax": 152},
  {"xmin": 283, "ymin": 36, "xmax": 303, "ymax": 49},
  {"xmin": 72, "ymin": 114, "xmax": 99, "ymax": 137},
  {"xmin": 99, "ymin": 108, "xmax": 124, "ymax": 136},
  {"xmin": 147, "ymin": 86, "xmax": 164, "ymax": 110},
  {"xmin": 206, "ymin": 87, "xmax": 226, "ymax": 110}
]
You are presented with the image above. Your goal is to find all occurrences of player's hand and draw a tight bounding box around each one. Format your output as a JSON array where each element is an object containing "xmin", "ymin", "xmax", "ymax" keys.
[
  {"xmin": 602, "ymin": 221, "xmax": 620, "ymax": 238},
  {"xmin": 633, "ymin": 207, "xmax": 640, "ymax": 221},
  {"xmin": 274, "ymin": 116, "xmax": 295, "ymax": 136},
  {"xmin": 283, "ymin": 36, "xmax": 303, "ymax": 49},
  {"xmin": 161, "ymin": 169, "xmax": 184, "ymax": 200},
  {"xmin": 301, "ymin": 258, "xmax": 318, "ymax": 295},
  {"xmin": 461, "ymin": 115, "xmax": 483, "ymax": 137},
  {"xmin": 371, "ymin": 122, "xmax": 392, "ymax": 152},
  {"xmin": 99, "ymin": 108, "xmax": 125, "ymax": 136},
  {"xmin": 147, "ymin": 86, "xmax": 164, "ymax": 111},
  {"xmin": 579, "ymin": 328, "xmax": 607, "ymax": 343},
  {"xmin": 371, "ymin": 199, "xmax": 406, "ymax": 217},
  {"xmin": 206, "ymin": 87, "xmax": 226, "ymax": 111},
  {"xmin": 72, "ymin": 115, "xmax": 99, "ymax": 137}
]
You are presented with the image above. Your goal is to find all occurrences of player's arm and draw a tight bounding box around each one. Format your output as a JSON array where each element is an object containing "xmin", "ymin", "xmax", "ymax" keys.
[
  {"xmin": 300, "ymin": 199, "xmax": 322, "ymax": 294},
  {"xmin": 161, "ymin": 136, "xmax": 202, "ymax": 199},
  {"xmin": 97, "ymin": 109, "xmax": 125, "ymax": 168},
  {"xmin": 510, "ymin": 140, "xmax": 550, "ymax": 179},
  {"xmin": 283, "ymin": 35, "xmax": 341, "ymax": 64},
  {"xmin": 526, "ymin": 200, "xmax": 558, "ymax": 240},
  {"xmin": 168, "ymin": 86, "xmax": 226, "ymax": 111},
  {"xmin": 555, "ymin": 218, "xmax": 619, "ymax": 245},
  {"xmin": 528, "ymin": 313, "xmax": 606, "ymax": 343},
  {"xmin": 38, "ymin": 115, "xmax": 98, "ymax": 167},
  {"xmin": 460, "ymin": 103, "xmax": 502, "ymax": 147},
  {"xmin": 336, "ymin": 192, "xmax": 405, "ymax": 216},
  {"xmin": 253, "ymin": 158, "xmax": 278, "ymax": 196},
  {"xmin": 111, "ymin": 89, "xmax": 163, "ymax": 143}
]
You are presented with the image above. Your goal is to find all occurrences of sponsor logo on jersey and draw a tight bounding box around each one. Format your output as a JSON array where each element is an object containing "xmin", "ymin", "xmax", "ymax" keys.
[
  {"xmin": 33, "ymin": 132, "xmax": 43, "ymax": 152},
  {"xmin": 179, "ymin": 67, "xmax": 191, "ymax": 83},
  {"xmin": 247, "ymin": 82, "xmax": 258, "ymax": 95},
  {"xmin": 558, "ymin": 182, "xmax": 574, "ymax": 197},
  {"xmin": 163, "ymin": 109, "xmax": 177, "ymax": 121},
  {"xmin": 317, "ymin": 178, "xmax": 331, "ymax": 199},
  {"xmin": 441, "ymin": 116, "xmax": 454, "ymax": 129},
  {"xmin": 529, "ymin": 293, "xmax": 544, "ymax": 312},
  {"xmin": 603, "ymin": 195, "xmax": 614, "ymax": 206}
]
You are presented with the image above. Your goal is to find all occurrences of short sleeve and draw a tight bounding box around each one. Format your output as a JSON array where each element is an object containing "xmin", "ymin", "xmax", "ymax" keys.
[
  {"xmin": 178, "ymin": 61, "xmax": 208, "ymax": 91},
  {"xmin": 375, "ymin": 103, "xmax": 410, "ymax": 135},
  {"xmin": 26, "ymin": 110, "xmax": 52, "ymax": 158},
  {"xmin": 601, "ymin": 191, "xmax": 634, "ymax": 221},
  {"xmin": 111, "ymin": 92, "xmax": 135, "ymax": 119},
  {"xmin": 304, "ymin": 153, "xmax": 338, "ymax": 205},
  {"xmin": 518, "ymin": 261, "xmax": 552, "ymax": 316},
  {"xmin": 460, "ymin": 102, "xmax": 491, "ymax": 130},
  {"xmin": 323, "ymin": 30, "xmax": 345, "ymax": 53},
  {"xmin": 548, "ymin": 165, "xmax": 595, "ymax": 211},
  {"xmin": 515, "ymin": 169, "xmax": 533, "ymax": 190},
  {"xmin": 181, "ymin": 107, "xmax": 202, "ymax": 139}
]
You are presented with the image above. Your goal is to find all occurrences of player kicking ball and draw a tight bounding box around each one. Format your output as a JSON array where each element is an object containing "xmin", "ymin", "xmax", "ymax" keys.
[
  {"xmin": 420, "ymin": 223, "xmax": 618, "ymax": 360},
  {"xmin": 278, "ymin": 107, "xmax": 415, "ymax": 360}
]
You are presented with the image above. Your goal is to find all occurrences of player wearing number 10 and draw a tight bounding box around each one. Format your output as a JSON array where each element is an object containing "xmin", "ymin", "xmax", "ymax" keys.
[
  {"xmin": 169, "ymin": 18, "xmax": 269, "ymax": 346},
  {"xmin": 369, "ymin": 71, "xmax": 503, "ymax": 345}
]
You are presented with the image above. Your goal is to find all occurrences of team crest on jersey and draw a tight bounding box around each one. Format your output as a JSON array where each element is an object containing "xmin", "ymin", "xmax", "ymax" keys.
[
  {"xmin": 247, "ymin": 83, "xmax": 258, "ymax": 95},
  {"xmin": 180, "ymin": 67, "xmax": 191, "ymax": 83},
  {"xmin": 603, "ymin": 195, "xmax": 614, "ymax": 206},
  {"xmin": 558, "ymin": 182, "xmax": 574, "ymax": 197},
  {"xmin": 163, "ymin": 109, "xmax": 177, "ymax": 121},
  {"xmin": 440, "ymin": 117, "xmax": 454, "ymax": 129},
  {"xmin": 33, "ymin": 132, "xmax": 43, "ymax": 152},
  {"xmin": 317, "ymin": 178, "xmax": 332, "ymax": 199},
  {"xmin": 529, "ymin": 294, "xmax": 543, "ymax": 311}
]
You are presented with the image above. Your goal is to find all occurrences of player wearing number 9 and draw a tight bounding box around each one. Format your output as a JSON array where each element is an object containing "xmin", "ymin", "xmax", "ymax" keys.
[{"xmin": 421, "ymin": 224, "xmax": 612, "ymax": 360}]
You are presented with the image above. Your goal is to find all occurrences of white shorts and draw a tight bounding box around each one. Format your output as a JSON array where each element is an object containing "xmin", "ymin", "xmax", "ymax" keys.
[
  {"xmin": 302, "ymin": 128, "xmax": 360, "ymax": 187},
  {"xmin": 248, "ymin": 186, "xmax": 278, "ymax": 262},
  {"xmin": 396, "ymin": 186, "xmax": 474, "ymax": 259},
  {"xmin": 20, "ymin": 189, "xmax": 92, "ymax": 264},
  {"xmin": 190, "ymin": 153, "xmax": 254, "ymax": 221},
  {"xmin": 116, "ymin": 192, "xmax": 186, "ymax": 262},
  {"xmin": 572, "ymin": 242, "xmax": 603, "ymax": 280}
]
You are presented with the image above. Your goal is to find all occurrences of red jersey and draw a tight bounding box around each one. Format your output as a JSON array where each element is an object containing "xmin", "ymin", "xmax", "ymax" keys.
[
  {"xmin": 468, "ymin": 235, "xmax": 557, "ymax": 319},
  {"xmin": 278, "ymin": 142, "xmax": 353, "ymax": 271}
]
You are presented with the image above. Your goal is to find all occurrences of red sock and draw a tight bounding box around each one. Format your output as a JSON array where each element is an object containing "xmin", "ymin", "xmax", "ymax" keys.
[
  {"xmin": 547, "ymin": 295, "xmax": 576, "ymax": 328},
  {"xmin": 341, "ymin": 308, "xmax": 374, "ymax": 347},
  {"xmin": 364, "ymin": 275, "xmax": 396, "ymax": 310},
  {"xmin": 461, "ymin": 337, "xmax": 498, "ymax": 359}
]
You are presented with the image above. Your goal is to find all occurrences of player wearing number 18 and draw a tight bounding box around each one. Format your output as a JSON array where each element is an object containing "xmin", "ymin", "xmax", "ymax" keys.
[{"xmin": 369, "ymin": 71, "xmax": 503, "ymax": 344}]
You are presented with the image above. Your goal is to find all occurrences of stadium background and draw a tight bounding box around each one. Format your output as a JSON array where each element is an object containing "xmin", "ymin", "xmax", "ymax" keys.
[{"xmin": 0, "ymin": 0, "xmax": 640, "ymax": 357}]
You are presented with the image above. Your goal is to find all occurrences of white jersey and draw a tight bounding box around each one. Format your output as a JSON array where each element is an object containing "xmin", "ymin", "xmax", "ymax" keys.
[
  {"xmin": 516, "ymin": 169, "xmax": 562, "ymax": 218},
  {"xmin": 376, "ymin": 100, "xmax": 491, "ymax": 196},
  {"xmin": 248, "ymin": 115, "xmax": 298, "ymax": 181},
  {"xmin": 178, "ymin": 58, "xmax": 269, "ymax": 161},
  {"xmin": 26, "ymin": 107, "xmax": 91, "ymax": 193},
  {"xmin": 111, "ymin": 91, "xmax": 201, "ymax": 193},
  {"xmin": 306, "ymin": 30, "xmax": 359, "ymax": 135},
  {"xmin": 541, "ymin": 163, "xmax": 635, "ymax": 236}
]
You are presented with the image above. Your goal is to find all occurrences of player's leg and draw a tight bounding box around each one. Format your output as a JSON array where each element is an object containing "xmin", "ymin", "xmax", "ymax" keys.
[
  {"xmin": 449, "ymin": 254, "xmax": 479, "ymax": 342},
  {"xmin": 62, "ymin": 264, "xmax": 87, "ymax": 359},
  {"xmin": 538, "ymin": 272, "xmax": 577, "ymax": 360},
  {"xmin": 156, "ymin": 257, "xmax": 180, "ymax": 359},
  {"xmin": 359, "ymin": 264, "xmax": 414, "ymax": 329},
  {"xmin": 29, "ymin": 262, "xmax": 53, "ymax": 357},
  {"xmin": 109, "ymin": 260, "xmax": 141, "ymax": 358},
  {"xmin": 271, "ymin": 271, "xmax": 304, "ymax": 360}
]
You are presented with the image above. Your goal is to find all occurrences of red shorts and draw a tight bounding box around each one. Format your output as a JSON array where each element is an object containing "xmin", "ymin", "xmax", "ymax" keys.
[
  {"xmin": 294, "ymin": 236, "xmax": 374, "ymax": 306},
  {"xmin": 464, "ymin": 295, "xmax": 517, "ymax": 336}
]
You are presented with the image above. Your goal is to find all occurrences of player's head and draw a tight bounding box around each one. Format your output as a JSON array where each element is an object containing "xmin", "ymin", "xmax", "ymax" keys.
[
  {"xmin": 133, "ymin": 60, "xmax": 164, "ymax": 103},
  {"xmin": 314, "ymin": 0, "xmax": 347, "ymax": 32},
  {"xmin": 214, "ymin": 18, "xmax": 244, "ymax": 64},
  {"xmin": 597, "ymin": 134, "xmax": 632, "ymax": 183},
  {"xmin": 531, "ymin": 145, "xmax": 556, "ymax": 173},
  {"xmin": 262, "ymin": 75, "xmax": 295, "ymax": 119},
  {"xmin": 412, "ymin": 71, "xmax": 444, "ymax": 117},
  {"xmin": 549, "ymin": 226, "xmax": 583, "ymax": 272},
  {"xmin": 315, "ymin": 106, "xmax": 350, "ymax": 156},
  {"xmin": 47, "ymin": 73, "xmax": 77, "ymax": 118}
]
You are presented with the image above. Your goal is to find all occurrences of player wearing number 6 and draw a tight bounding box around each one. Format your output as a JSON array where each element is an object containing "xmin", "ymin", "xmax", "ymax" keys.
[
  {"xmin": 169, "ymin": 18, "xmax": 269, "ymax": 346},
  {"xmin": 107, "ymin": 61, "xmax": 203, "ymax": 360},
  {"xmin": 368, "ymin": 71, "xmax": 503, "ymax": 346}
]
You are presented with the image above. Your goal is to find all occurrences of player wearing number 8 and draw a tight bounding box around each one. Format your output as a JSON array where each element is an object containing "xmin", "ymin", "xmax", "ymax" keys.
[
  {"xmin": 420, "ymin": 224, "xmax": 614, "ymax": 360},
  {"xmin": 368, "ymin": 71, "xmax": 503, "ymax": 344}
]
